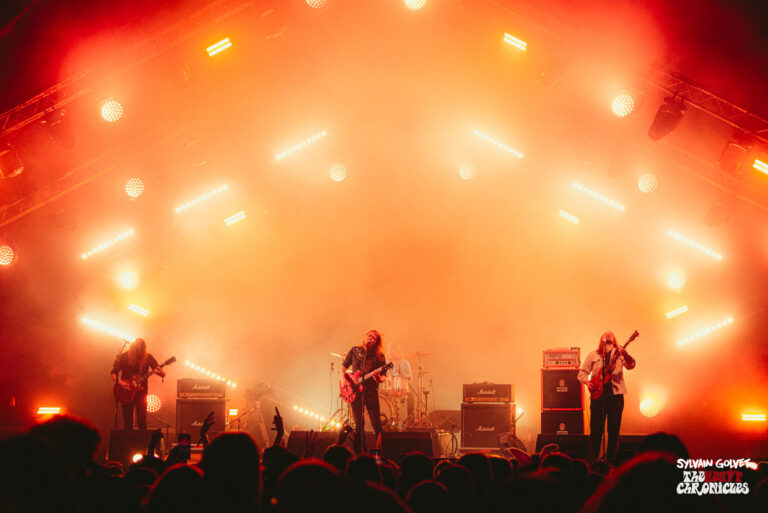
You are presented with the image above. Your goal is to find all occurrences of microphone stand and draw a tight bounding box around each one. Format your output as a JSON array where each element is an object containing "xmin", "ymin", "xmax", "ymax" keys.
[{"xmin": 360, "ymin": 348, "xmax": 367, "ymax": 453}]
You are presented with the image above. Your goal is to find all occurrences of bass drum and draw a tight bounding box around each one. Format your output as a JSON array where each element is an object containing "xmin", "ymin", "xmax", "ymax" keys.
[{"xmin": 378, "ymin": 393, "xmax": 398, "ymax": 431}]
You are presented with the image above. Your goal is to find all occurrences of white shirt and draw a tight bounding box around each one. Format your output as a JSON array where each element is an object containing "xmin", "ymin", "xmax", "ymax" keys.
[{"xmin": 577, "ymin": 348, "xmax": 636, "ymax": 395}]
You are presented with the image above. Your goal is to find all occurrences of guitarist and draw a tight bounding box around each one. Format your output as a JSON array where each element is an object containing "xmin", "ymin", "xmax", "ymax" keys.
[
  {"xmin": 578, "ymin": 331, "xmax": 636, "ymax": 463},
  {"xmin": 110, "ymin": 338, "xmax": 166, "ymax": 430},
  {"xmin": 341, "ymin": 329, "xmax": 388, "ymax": 453}
]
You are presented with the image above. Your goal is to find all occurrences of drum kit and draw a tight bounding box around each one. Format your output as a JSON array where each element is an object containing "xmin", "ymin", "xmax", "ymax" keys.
[{"xmin": 330, "ymin": 349, "xmax": 435, "ymax": 432}]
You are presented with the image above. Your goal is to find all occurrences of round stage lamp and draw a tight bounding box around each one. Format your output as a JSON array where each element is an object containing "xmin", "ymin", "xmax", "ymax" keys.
[
  {"xmin": 101, "ymin": 100, "xmax": 124, "ymax": 123},
  {"xmin": 640, "ymin": 398, "xmax": 660, "ymax": 418},
  {"xmin": 404, "ymin": 0, "xmax": 427, "ymax": 9},
  {"xmin": 329, "ymin": 163, "xmax": 347, "ymax": 181},
  {"xmin": 667, "ymin": 270, "xmax": 686, "ymax": 291},
  {"xmin": 459, "ymin": 162, "xmax": 477, "ymax": 180},
  {"xmin": 612, "ymin": 93, "xmax": 634, "ymax": 117},
  {"xmin": 120, "ymin": 270, "xmax": 140, "ymax": 290},
  {"xmin": 125, "ymin": 178, "xmax": 144, "ymax": 199},
  {"xmin": 146, "ymin": 394, "xmax": 162, "ymax": 413},
  {"xmin": 638, "ymin": 174, "xmax": 658, "ymax": 194},
  {"xmin": 0, "ymin": 245, "xmax": 15, "ymax": 266},
  {"xmin": 306, "ymin": 0, "xmax": 328, "ymax": 7}
]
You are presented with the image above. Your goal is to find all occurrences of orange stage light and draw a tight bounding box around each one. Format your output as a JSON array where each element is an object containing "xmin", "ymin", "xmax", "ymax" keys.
[
  {"xmin": 125, "ymin": 178, "xmax": 144, "ymax": 199},
  {"xmin": 275, "ymin": 131, "xmax": 327, "ymax": 161},
  {"xmin": 639, "ymin": 399, "xmax": 660, "ymax": 418},
  {"xmin": 37, "ymin": 407, "xmax": 61, "ymax": 415},
  {"xmin": 0, "ymin": 245, "xmax": 15, "ymax": 266},
  {"xmin": 404, "ymin": 0, "xmax": 427, "ymax": 10},
  {"xmin": 611, "ymin": 93, "xmax": 634, "ymax": 117},
  {"xmin": 637, "ymin": 174, "xmax": 658, "ymax": 193},
  {"xmin": 329, "ymin": 163, "xmax": 347, "ymax": 181},
  {"xmin": 503, "ymin": 33, "xmax": 527, "ymax": 51},
  {"xmin": 207, "ymin": 38, "xmax": 232, "ymax": 57},
  {"xmin": 146, "ymin": 394, "xmax": 162, "ymax": 413},
  {"xmin": 473, "ymin": 129, "xmax": 524, "ymax": 158},
  {"xmin": 120, "ymin": 270, "xmax": 140, "ymax": 289},
  {"xmin": 742, "ymin": 413, "xmax": 766, "ymax": 422},
  {"xmin": 101, "ymin": 100, "xmax": 123, "ymax": 123},
  {"xmin": 752, "ymin": 158, "xmax": 768, "ymax": 176}
]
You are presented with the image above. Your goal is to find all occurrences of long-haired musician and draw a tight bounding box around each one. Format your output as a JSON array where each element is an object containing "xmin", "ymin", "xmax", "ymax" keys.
[
  {"xmin": 110, "ymin": 338, "xmax": 166, "ymax": 430},
  {"xmin": 341, "ymin": 329, "xmax": 388, "ymax": 453},
  {"xmin": 577, "ymin": 331, "xmax": 636, "ymax": 462}
]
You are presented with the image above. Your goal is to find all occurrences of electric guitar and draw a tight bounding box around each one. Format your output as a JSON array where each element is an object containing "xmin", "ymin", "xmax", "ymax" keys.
[
  {"xmin": 340, "ymin": 362, "xmax": 393, "ymax": 403},
  {"xmin": 587, "ymin": 331, "xmax": 638, "ymax": 400},
  {"xmin": 113, "ymin": 357, "xmax": 176, "ymax": 404}
]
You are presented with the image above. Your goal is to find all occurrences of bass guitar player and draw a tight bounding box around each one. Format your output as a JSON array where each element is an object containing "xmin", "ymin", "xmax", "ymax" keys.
[{"xmin": 578, "ymin": 330, "xmax": 637, "ymax": 462}]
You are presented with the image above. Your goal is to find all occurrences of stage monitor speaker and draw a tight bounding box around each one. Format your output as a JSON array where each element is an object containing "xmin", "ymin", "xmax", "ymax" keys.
[
  {"xmin": 108, "ymin": 429, "xmax": 154, "ymax": 465},
  {"xmin": 618, "ymin": 434, "xmax": 647, "ymax": 454},
  {"xmin": 541, "ymin": 369, "xmax": 583, "ymax": 410},
  {"xmin": 461, "ymin": 403, "xmax": 511, "ymax": 448},
  {"xmin": 535, "ymin": 434, "xmax": 593, "ymax": 460},
  {"xmin": 540, "ymin": 410, "xmax": 584, "ymax": 435},
  {"xmin": 176, "ymin": 398, "xmax": 226, "ymax": 441},
  {"xmin": 382, "ymin": 431, "xmax": 435, "ymax": 460}
]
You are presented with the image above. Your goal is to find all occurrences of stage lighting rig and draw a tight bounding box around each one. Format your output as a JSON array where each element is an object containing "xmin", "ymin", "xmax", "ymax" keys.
[
  {"xmin": 648, "ymin": 96, "xmax": 686, "ymax": 141},
  {"xmin": 0, "ymin": 143, "xmax": 24, "ymax": 179}
]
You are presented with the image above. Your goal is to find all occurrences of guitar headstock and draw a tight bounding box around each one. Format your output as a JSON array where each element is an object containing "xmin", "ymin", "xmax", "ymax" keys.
[
  {"xmin": 629, "ymin": 330, "xmax": 639, "ymax": 342},
  {"xmin": 162, "ymin": 356, "xmax": 177, "ymax": 366}
]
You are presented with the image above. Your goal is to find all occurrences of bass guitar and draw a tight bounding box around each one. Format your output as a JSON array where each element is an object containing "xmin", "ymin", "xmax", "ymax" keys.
[
  {"xmin": 114, "ymin": 356, "xmax": 176, "ymax": 404},
  {"xmin": 587, "ymin": 331, "xmax": 638, "ymax": 400},
  {"xmin": 340, "ymin": 362, "xmax": 393, "ymax": 403}
]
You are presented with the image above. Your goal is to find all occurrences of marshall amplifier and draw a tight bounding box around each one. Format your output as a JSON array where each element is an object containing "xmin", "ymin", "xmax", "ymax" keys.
[
  {"xmin": 543, "ymin": 348, "xmax": 580, "ymax": 368},
  {"xmin": 463, "ymin": 383, "xmax": 513, "ymax": 403},
  {"xmin": 461, "ymin": 403, "xmax": 512, "ymax": 448},
  {"xmin": 177, "ymin": 378, "xmax": 226, "ymax": 398},
  {"xmin": 541, "ymin": 369, "xmax": 583, "ymax": 410},
  {"xmin": 176, "ymin": 398, "xmax": 226, "ymax": 440},
  {"xmin": 540, "ymin": 410, "xmax": 584, "ymax": 435}
]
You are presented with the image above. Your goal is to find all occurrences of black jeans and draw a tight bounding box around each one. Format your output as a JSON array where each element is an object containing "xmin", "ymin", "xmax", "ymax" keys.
[
  {"xmin": 589, "ymin": 390, "xmax": 624, "ymax": 462},
  {"xmin": 351, "ymin": 386, "xmax": 383, "ymax": 453},
  {"xmin": 121, "ymin": 389, "xmax": 148, "ymax": 430}
]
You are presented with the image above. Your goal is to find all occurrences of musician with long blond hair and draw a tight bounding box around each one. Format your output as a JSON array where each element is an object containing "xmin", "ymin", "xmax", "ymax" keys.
[
  {"xmin": 341, "ymin": 329, "xmax": 388, "ymax": 453},
  {"xmin": 110, "ymin": 338, "xmax": 166, "ymax": 430},
  {"xmin": 578, "ymin": 331, "xmax": 636, "ymax": 462}
]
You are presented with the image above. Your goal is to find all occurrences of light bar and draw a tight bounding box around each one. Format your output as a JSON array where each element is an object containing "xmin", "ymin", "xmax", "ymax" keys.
[
  {"xmin": 81, "ymin": 316, "xmax": 136, "ymax": 341},
  {"xmin": 207, "ymin": 38, "xmax": 232, "ymax": 57},
  {"xmin": 229, "ymin": 408, "xmax": 239, "ymax": 416},
  {"xmin": 128, "ymin": 304, "xmax": 150, "ymax": 317},
  {"xmin": 666, "ymin": 305, "xmax": 688, "ymax": 319},
  {"xmin": 742, "ymin": 413, "xmax": 766, "ymax": 422},
  {"xmin": 292, "ymin": 404, "xmax": 341, "ymax": 428},
  {"xmin": 667, "ymin": 230, "xmax": 723, "ymax": 260},
  {"xmin": 37, "ymin": 407, "xmax": 61, "ymax": 415},
  {"xmin": 81, "ymin": 229, "xmax": 134, "ymax": 259},
  {"xmin": 559, "ymin": 210, "xmax": 579, "ymax": 224},
  {"xmin": 224, "ymin": 211, "xmax": 246, "ymax": 226},
  {"xmin": 473, "ymin": 129, "xmax": 524, "ymax": 158},
  {"xmin": 503, "ymin": 33, "xmax": 527, "ymax": 51},
  {"xmin": 175, "ymin": 185, "xmax": 228, "ymax": 213},
  {"xmin": 184, "ymin": 361, "xmax": 237, "ymax": 388},
  {"xmin": 753, "ymin": 159, "xmax": 768, "ymax": 176},
  {"xmin": 275, "ymin": 131, "xmax": 327, "ymax": 161},
  {"xmin": 677, "ymin": 317, "xmax": 734, "ymax": 346},
  {"xmin": 572, "ymin": 182, "xmax": 625, "ymax": 211}
]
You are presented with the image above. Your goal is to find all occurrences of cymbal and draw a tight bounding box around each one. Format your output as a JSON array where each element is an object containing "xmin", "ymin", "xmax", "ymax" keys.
[{"xmin": 405, "ymin": 351, "xmax": 432, "ymax": 359}]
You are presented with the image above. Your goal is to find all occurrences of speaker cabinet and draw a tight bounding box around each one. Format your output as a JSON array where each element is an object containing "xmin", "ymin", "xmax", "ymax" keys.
[
  {"xmin": 535, "ymin": 434, "xmax": 593, "ymax": 460},
  {"xmin": 540, "ymin": 410, "xmax": 584, "ymax": 435},
  {"xmin": 285, "ymin": 431, "xmax": 437, "ymax": 459},
  {"xmin": 461, "ymin": 403, "xmax": 511, "ymax": 448},
  {"xmin": 617, "ymin": 434, "xmax": 646, "ymax": 454},
  {"xmin": 176, "ymin": 398, "xmax": 226, "ymax": 440},
  {"xmin": 108, "ymin": 429, "xmax": 154, "ymax": 465},
  {"xmin": 541, "ymin": 369, "xmax": 583, "ymax": 410}
]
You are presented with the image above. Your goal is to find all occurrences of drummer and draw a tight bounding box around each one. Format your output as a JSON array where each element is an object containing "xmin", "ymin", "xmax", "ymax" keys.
[{"xmin": 387, "ymin": 344, "xmax": 414, "ymax": 420}]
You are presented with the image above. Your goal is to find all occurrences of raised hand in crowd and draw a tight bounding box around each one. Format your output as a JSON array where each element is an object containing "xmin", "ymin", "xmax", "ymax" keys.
[{"xmin": 272, "ymin": 407, "xmax": 285, "ymax": 446}]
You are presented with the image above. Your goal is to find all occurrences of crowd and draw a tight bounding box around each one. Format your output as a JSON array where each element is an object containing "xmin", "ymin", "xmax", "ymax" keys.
[{"xmin": 1, "ymin": 414, "xmax": 767, "ymax": 513}]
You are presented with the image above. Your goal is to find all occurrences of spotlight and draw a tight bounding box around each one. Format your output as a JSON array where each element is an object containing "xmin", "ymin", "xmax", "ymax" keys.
[
  {"xmin": 611, "ymin": 93, "xmax": 634, "ymax": 117},
  {"xmin": 128, "ymin": 304, "xmax": 150, "ymax": 317},
  {"xmin": 742, "ymin": 413, "xmax": 766, "ymax": 422},
  {"xmin": 639, "ymin": 399, "xmax": 660, "ymax": 418},
  {"xmin": 80, "ymin": 316, "xmax": 136, "ymax": 341},
  {"xmin": 719, "ymin": 136, "xmax": 751, "ymax": 173},
  {"xmin": 648, "ymin": 96, "xmax": 686, "ymax": 141},
  {"xmin": 666, "ymin": 306, "xmax": 688, "ymax": 319},
  {"xmin": 101, "ymin": 100, "xmax": 124, "ymax": 123},
  {"xmin": 120, "ymin": 270, "xmax": 140, "ymax": 289},
  {"xmin": 753, "ymin": 156, "xmax": 768, "ymax": 176},
  {"xmin": 677, "ymin": 317, "xmax": 733, "ymax": 346},
  {"xmin": 132, "ymin": 453, "xmax": 144, "ymax": 463},
  {"xmin": 637, "ymin": 174, "xmax": 658, "ymax": 194},
  {"xmin": 0, "ymin": 245, "xmax": 16, "ymax": 266},
  {"xmin": 146, "ymin": 394, "xmax": 162, "ymax": 413},
  {"xmin": 0, "ymin": 143, "xmax": 24, "ymax": 178},
  {"xmin": 404, "ymin": 0, "xmax": 427, "ymax": 10},
  {"xmin": 37, "ymin": 407, "xmax": 61, "ymax": 416},
  {"xmin": 459, "ymin": 162, "xmax": 477, "ymax": 180},
  {"xmin": 224, "ymin": 210, "xmax": 246, "ymax": 226},
  {"xmin": 503, "ymin": 33, "xmax": 527, "ymax": 52},
  {"xmin": 559, "ymin": 210, "xmax": 579, "ymax": 224},
  {"xmin": 667, "ymin": 270, "xmax": 686, "ymax": 291},
  {"xmin": 306, "ymin": 0, "xmax": 328, "ymax": 7},
  {"xmin": 329, "ymin": 163, "xmax": 347, "ymax": 181},
  {"xmin": 125, "ymin": 178, "xmax": 144, "ymax": 199}
]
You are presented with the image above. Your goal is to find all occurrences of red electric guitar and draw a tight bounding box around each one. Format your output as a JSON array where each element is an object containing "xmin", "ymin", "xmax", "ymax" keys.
[
  {"xmin": 113, "ymin": 357, "xmax": 176, "ymax": 404},
  {"xmin": 340, "ymin": 362, "xmax": 393, "ymax": 403},
  {"xmin": 587, "ymin": 331, "xmax": 638, "ymax": 400}
]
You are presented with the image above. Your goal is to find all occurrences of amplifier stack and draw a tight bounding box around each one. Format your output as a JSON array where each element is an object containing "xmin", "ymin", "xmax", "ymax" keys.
[
  {"xmin": 541, "ymin": 348, "xmax": 584, "ymax": 435},
  {"xmin": 176, "ymin": 378, "xmax": 226, "ymax": 440},
  {"xmin": 460, "ymin": 383, "xmax": 514, "ymax": 450}
]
